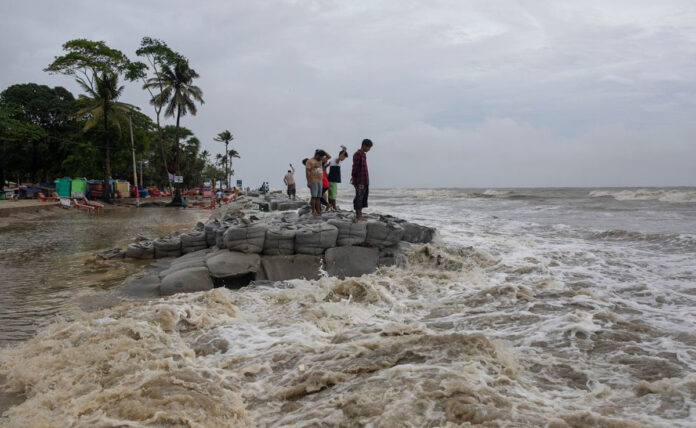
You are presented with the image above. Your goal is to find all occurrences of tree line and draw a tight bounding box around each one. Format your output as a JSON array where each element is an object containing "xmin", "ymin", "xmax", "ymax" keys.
[{"xmin": 0, "ymin": 37, "xmax": 239, "ymax": 203}]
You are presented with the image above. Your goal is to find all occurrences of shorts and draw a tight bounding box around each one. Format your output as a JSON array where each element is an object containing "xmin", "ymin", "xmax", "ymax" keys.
[
  {"xmin": 328, "ymin": 182, "xmax": 338, "ymax": 200},
  {"xmin": 353, "ymin": 184, "xmax": 369, "ymax": 211},
  {"xmin": 287, "ymin": 184, "xmax": 296, "ymax": 195},
  {"xmin": 310, "ymin": 182, "xmax": 323, "ymax": 198}
]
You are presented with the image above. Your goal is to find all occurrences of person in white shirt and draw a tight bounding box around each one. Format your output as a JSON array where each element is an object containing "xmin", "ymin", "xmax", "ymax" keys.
[{"xmin": 327, "ymin": 145, "xmax": 348, "ymax": 211}]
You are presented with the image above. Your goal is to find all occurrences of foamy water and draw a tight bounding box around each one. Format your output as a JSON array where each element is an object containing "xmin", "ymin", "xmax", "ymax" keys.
[{"xmin": 1, "ymin": 188, "xmax": 695, "ymax": 426}]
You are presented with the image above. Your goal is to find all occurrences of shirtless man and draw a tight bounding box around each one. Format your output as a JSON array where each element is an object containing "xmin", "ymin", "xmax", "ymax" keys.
[{"xmin": 305, "ymin": 150, "xmax": 328, "ymax": 216}]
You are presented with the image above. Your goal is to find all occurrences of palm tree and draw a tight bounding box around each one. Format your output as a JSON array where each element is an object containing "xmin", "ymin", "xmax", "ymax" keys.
[
  {"xmin": 213, "ymin": 130, "xmax": 233, "ymax": 189},
  {"xmin": 145, "ymin": 59, "xmax": 203, "ymax": 203},
  {"xmin": 76, "ymin": 72, "xmax": 138, "ymax": 202}
]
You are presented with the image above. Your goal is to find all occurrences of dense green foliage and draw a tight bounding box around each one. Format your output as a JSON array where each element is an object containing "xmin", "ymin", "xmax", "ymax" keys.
[{"xmin": 0, "ymin": 37, "xmax": 236, "ymax": 196}]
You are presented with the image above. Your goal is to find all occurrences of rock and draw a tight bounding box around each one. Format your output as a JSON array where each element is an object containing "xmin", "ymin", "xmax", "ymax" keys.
[
  {"xmin": 159, "ymin": 267, "xmax": 214, "ymax": 296},
  {"xmin": 295, "ymin": 222, "xmax": 338, "ymax": 255},
  {"xmin": 96, "ymin": 248, "xmax": 126, "ymax": 260},
  {"xmin": 205, "ymin": 250, "xmax": 261, "ymax": 278},
  {"xmin": 224, "ymin": 222, "xmax": 267, "ymax": 253},
  {"xmin": 325, "ymin": 246, "xmax": 379, "ymax": 279},
  {"xmin": 125, "ymin": 240, "xmax": 154, "ymax": 259},
  {"xmin": 259, "ymin": 255, "xmax": 322, "ymax": 281},
  {"xmin": 365, "ymin": 220, "xmax": 404, "ymax": 248},
  {"xmin": 263, "ymin": 224, "xmax": 296, "ymax": 255},
  {"xmin": 327, "ymin": 218, "xmax": 367, "ymax": 246}
]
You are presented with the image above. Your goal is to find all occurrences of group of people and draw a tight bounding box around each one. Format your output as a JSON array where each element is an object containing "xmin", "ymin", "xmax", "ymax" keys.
[{"xmin": 284, "ymin": 138, "xmax": 373, "ymax": 220}]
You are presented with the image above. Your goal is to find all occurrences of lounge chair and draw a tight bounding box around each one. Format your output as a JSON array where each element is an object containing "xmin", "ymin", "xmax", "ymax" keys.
[{"xmin": 37, "ymin": 192, "xmax": 52, "ymax": 202}]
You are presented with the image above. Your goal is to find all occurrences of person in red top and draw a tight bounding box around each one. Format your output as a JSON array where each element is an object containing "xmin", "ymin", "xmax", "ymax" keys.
[{"xmin": 351, "ymin": 138, "xmax": 373, "ymax": 220}]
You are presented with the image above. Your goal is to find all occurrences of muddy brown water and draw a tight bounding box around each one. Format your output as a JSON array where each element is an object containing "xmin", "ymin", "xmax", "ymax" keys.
[{"xmin": 0, "ymin": 207, "xmax": 207, "ymax": 346}]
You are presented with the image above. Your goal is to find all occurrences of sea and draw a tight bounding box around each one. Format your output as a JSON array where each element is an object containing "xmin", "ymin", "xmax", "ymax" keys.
[{"xmin": 1, "ymin": 187, "xmax": 695, "ymax": 427}]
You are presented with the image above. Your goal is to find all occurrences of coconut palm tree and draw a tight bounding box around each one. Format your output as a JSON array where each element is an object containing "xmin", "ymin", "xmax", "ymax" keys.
[
  {"xmin": 213, "ymin": 130, "xmax": 233, "ymax": 189},
  {"xmin": 145, "ymin": 59, "xmax": 203, "ymax": 203},
  {"xmin": 76, "ymin": 72, "xmax": 138, "ymax": 202}
]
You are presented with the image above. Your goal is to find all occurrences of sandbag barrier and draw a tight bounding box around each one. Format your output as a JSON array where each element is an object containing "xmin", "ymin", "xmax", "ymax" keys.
[
  {"xmin": 106, "ymin": 203, "xmax": 436, "ymax": 296},
  {"xmin": 120, "ymin": 208, "xmax": 435, "ymax": 261}
]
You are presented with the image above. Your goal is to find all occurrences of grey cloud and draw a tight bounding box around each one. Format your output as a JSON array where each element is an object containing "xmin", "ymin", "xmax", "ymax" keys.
[{"xmin": 1, "ymin": 0, "xmax": 695, "ymax": 188}]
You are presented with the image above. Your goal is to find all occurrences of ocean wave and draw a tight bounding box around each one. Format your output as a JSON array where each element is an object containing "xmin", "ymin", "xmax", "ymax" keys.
[{"xmin": 589, "ymin": 189, "xmax": 696, "ymax": 203}]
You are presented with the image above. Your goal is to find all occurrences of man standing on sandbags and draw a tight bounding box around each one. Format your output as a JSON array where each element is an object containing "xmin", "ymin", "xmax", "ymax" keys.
[
  {"xmin": 305, "ymin": 150, "xmax": 327, "ymax": 217},
  {"xmin": 284, "ymin": 163, "xmax": 296, "ymax": 200},
  {"xmin": 351, "ymin": 139, "xmax": 373, "ymax": 221}
]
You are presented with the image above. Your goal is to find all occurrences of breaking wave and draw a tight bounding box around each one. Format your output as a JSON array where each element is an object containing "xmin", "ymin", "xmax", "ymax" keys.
[{"xmin": 589, "ymin": 189, "xmax": 696, "ymax": 203}]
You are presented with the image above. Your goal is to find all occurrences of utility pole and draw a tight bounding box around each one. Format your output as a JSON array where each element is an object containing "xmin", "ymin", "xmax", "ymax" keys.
[{"xmin": 129, "ymin": 115, "xmax": 139, "ymax": 207}]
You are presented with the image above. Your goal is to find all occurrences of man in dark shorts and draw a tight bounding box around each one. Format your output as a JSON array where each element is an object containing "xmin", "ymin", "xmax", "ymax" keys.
[{"xmin": 351, "ymin": 139, "xmax": 373, "ymax": 221}]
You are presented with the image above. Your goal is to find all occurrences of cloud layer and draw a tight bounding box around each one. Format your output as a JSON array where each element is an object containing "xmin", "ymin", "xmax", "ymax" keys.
[{"xmin": 2, "ymin": 0, "xmax": 695, "ymax": 187}]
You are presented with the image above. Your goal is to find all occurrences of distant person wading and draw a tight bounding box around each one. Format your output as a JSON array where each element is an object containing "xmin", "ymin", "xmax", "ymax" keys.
[{"xmin": 351, "ymin": 139, "xmax": 373, "ymax": 221}]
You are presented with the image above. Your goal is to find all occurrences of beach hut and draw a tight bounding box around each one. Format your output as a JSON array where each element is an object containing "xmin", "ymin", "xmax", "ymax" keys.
[
  {"xmin": 54, "ymin": 177, "xmax": 72, "ymax": 198},
  {"xmin": 71, "ymin": 178, "xmax": 88, "ymax": 199}
]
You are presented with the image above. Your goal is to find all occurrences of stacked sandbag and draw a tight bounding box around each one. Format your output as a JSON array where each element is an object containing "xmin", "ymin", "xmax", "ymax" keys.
[
  {"xmin": 327, "ymin": 218, "xmax": 367, "ymax": 246},
  {"xmin": 224, "ymin": 221, "xmax": 267, "ymax": 253},
  {"xmin": 125, "ymin": 240, "xmax": 154, "ymax": 259},
  {"xmin": 181, "ymin": 230, "xmax": 208, "ymax": 254},
  {"xmin": 365, "ymin": 219, "xmax": 404, "ymax": 248},
  {"xmin": 263, "ymin": 224, "xmax": 297, "ymax": 255},
  {"xmin": 204, "ymin": 219, "xmax": 220, "ymax": 247},
  {"xmin": 295, "ymin": 222, "xmax": 338, "ymax": 255},
  {"xmin": 154, "ymin": 233, "xmax": 182, "ymax": 258},
  {"xmin": 400, "ymin": 221, "xmax": 436, "ymax": 244}
]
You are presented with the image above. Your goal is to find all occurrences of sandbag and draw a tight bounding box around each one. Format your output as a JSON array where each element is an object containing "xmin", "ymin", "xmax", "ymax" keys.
[
  {"xmin": 224, "ymin": 222, "xmax": 267, "ymax": 253},
  {"xmin": 295, "ymin": 222, "xmax": 338, "ymax": 255},
  {"xmin": 181, "ymin": 230, "xmax": 207, "ymax": 248},
  {"xmin": 400, "ymin": 221, "xmax": 436, "ymax": 244},
  {"xmin": 327, "ymin": 218, "xmax": 367, "ymax": 246},
  {"xmin": 365, "ymin": 220, "xmax": 404, "ymax": 248},
  {"xmin": 204, "ymin": 220, "xmax": 220, "ymax": 246},
  {"xmin": 154, "ymin": 233, "xmax": 182, "ymax": 258},
  {"xmin": 96, "ymin": 248, "xmax": 125, "ymax": 260},
  {"xmin": 125, "ymin": 240, "xmax": 154, "ymax": 259},
  {"xmin": 263, "ymin": 224, "xmax": 297, "ymax": 255}
]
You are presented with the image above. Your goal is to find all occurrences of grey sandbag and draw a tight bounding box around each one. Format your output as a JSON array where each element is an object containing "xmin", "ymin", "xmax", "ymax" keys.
[
  {"xmin": 295, "ymin": 222, "xmax": 338, "ymax": 255},
  {"xmin": 126, "ymin": 240, "xmax": 154, "ymax": 259},
  {"xmin": 224, "ymin": 221, "xmax": 267, "ymax": 253},
  {"xmin": 365, "ymin": 220, "xmax": 404, "ymax": 248},
  {"xmin": 181, "ymin": 230, "xmax": 207, "ymax": 248},
  {"xmin": 263, "ymin": 224, "xmax": 297, "ymax": 255},
  {"xmin": 327, "ymin": 218, "xmax": 367, "ymax": 246},
  {"xmin": 204, "ymin": 219, "xmax": 220, "ymax": 246},
  {"xmin": 154, "ymin": 233, "xmax": 182, "ymax": 258},
  {"xmin": 400, "ymin": 221, "xmax": 436, "ymax": 244}
]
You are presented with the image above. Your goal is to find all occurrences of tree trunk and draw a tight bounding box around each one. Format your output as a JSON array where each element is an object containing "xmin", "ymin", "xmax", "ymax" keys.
[
  {"xmin": 169, "ymin": 108, "xmax": 182, "ymax": 205},
  {"xmin": 103, "ymin": 112, "xmax": 111, "ymax": 203},
  {"xmin": 31, "ymin": 139, "xmax": 38, "ymax": 183},
  {"xmin": 225, "ymin": 141, "xmax": 229, "ymax": 190},
  {"xmin": 155, "ymin": 111, "xmax": 173, "ymax": 194},
  {"xmin": 0, "ymin": 140, "xmax": 5, "ymax": 192}
]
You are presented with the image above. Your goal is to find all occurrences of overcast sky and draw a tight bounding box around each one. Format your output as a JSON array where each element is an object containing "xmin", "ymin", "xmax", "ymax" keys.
[{"xmin": 1, "ymin": 0, "xmax": 695, "ymax": 188}]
